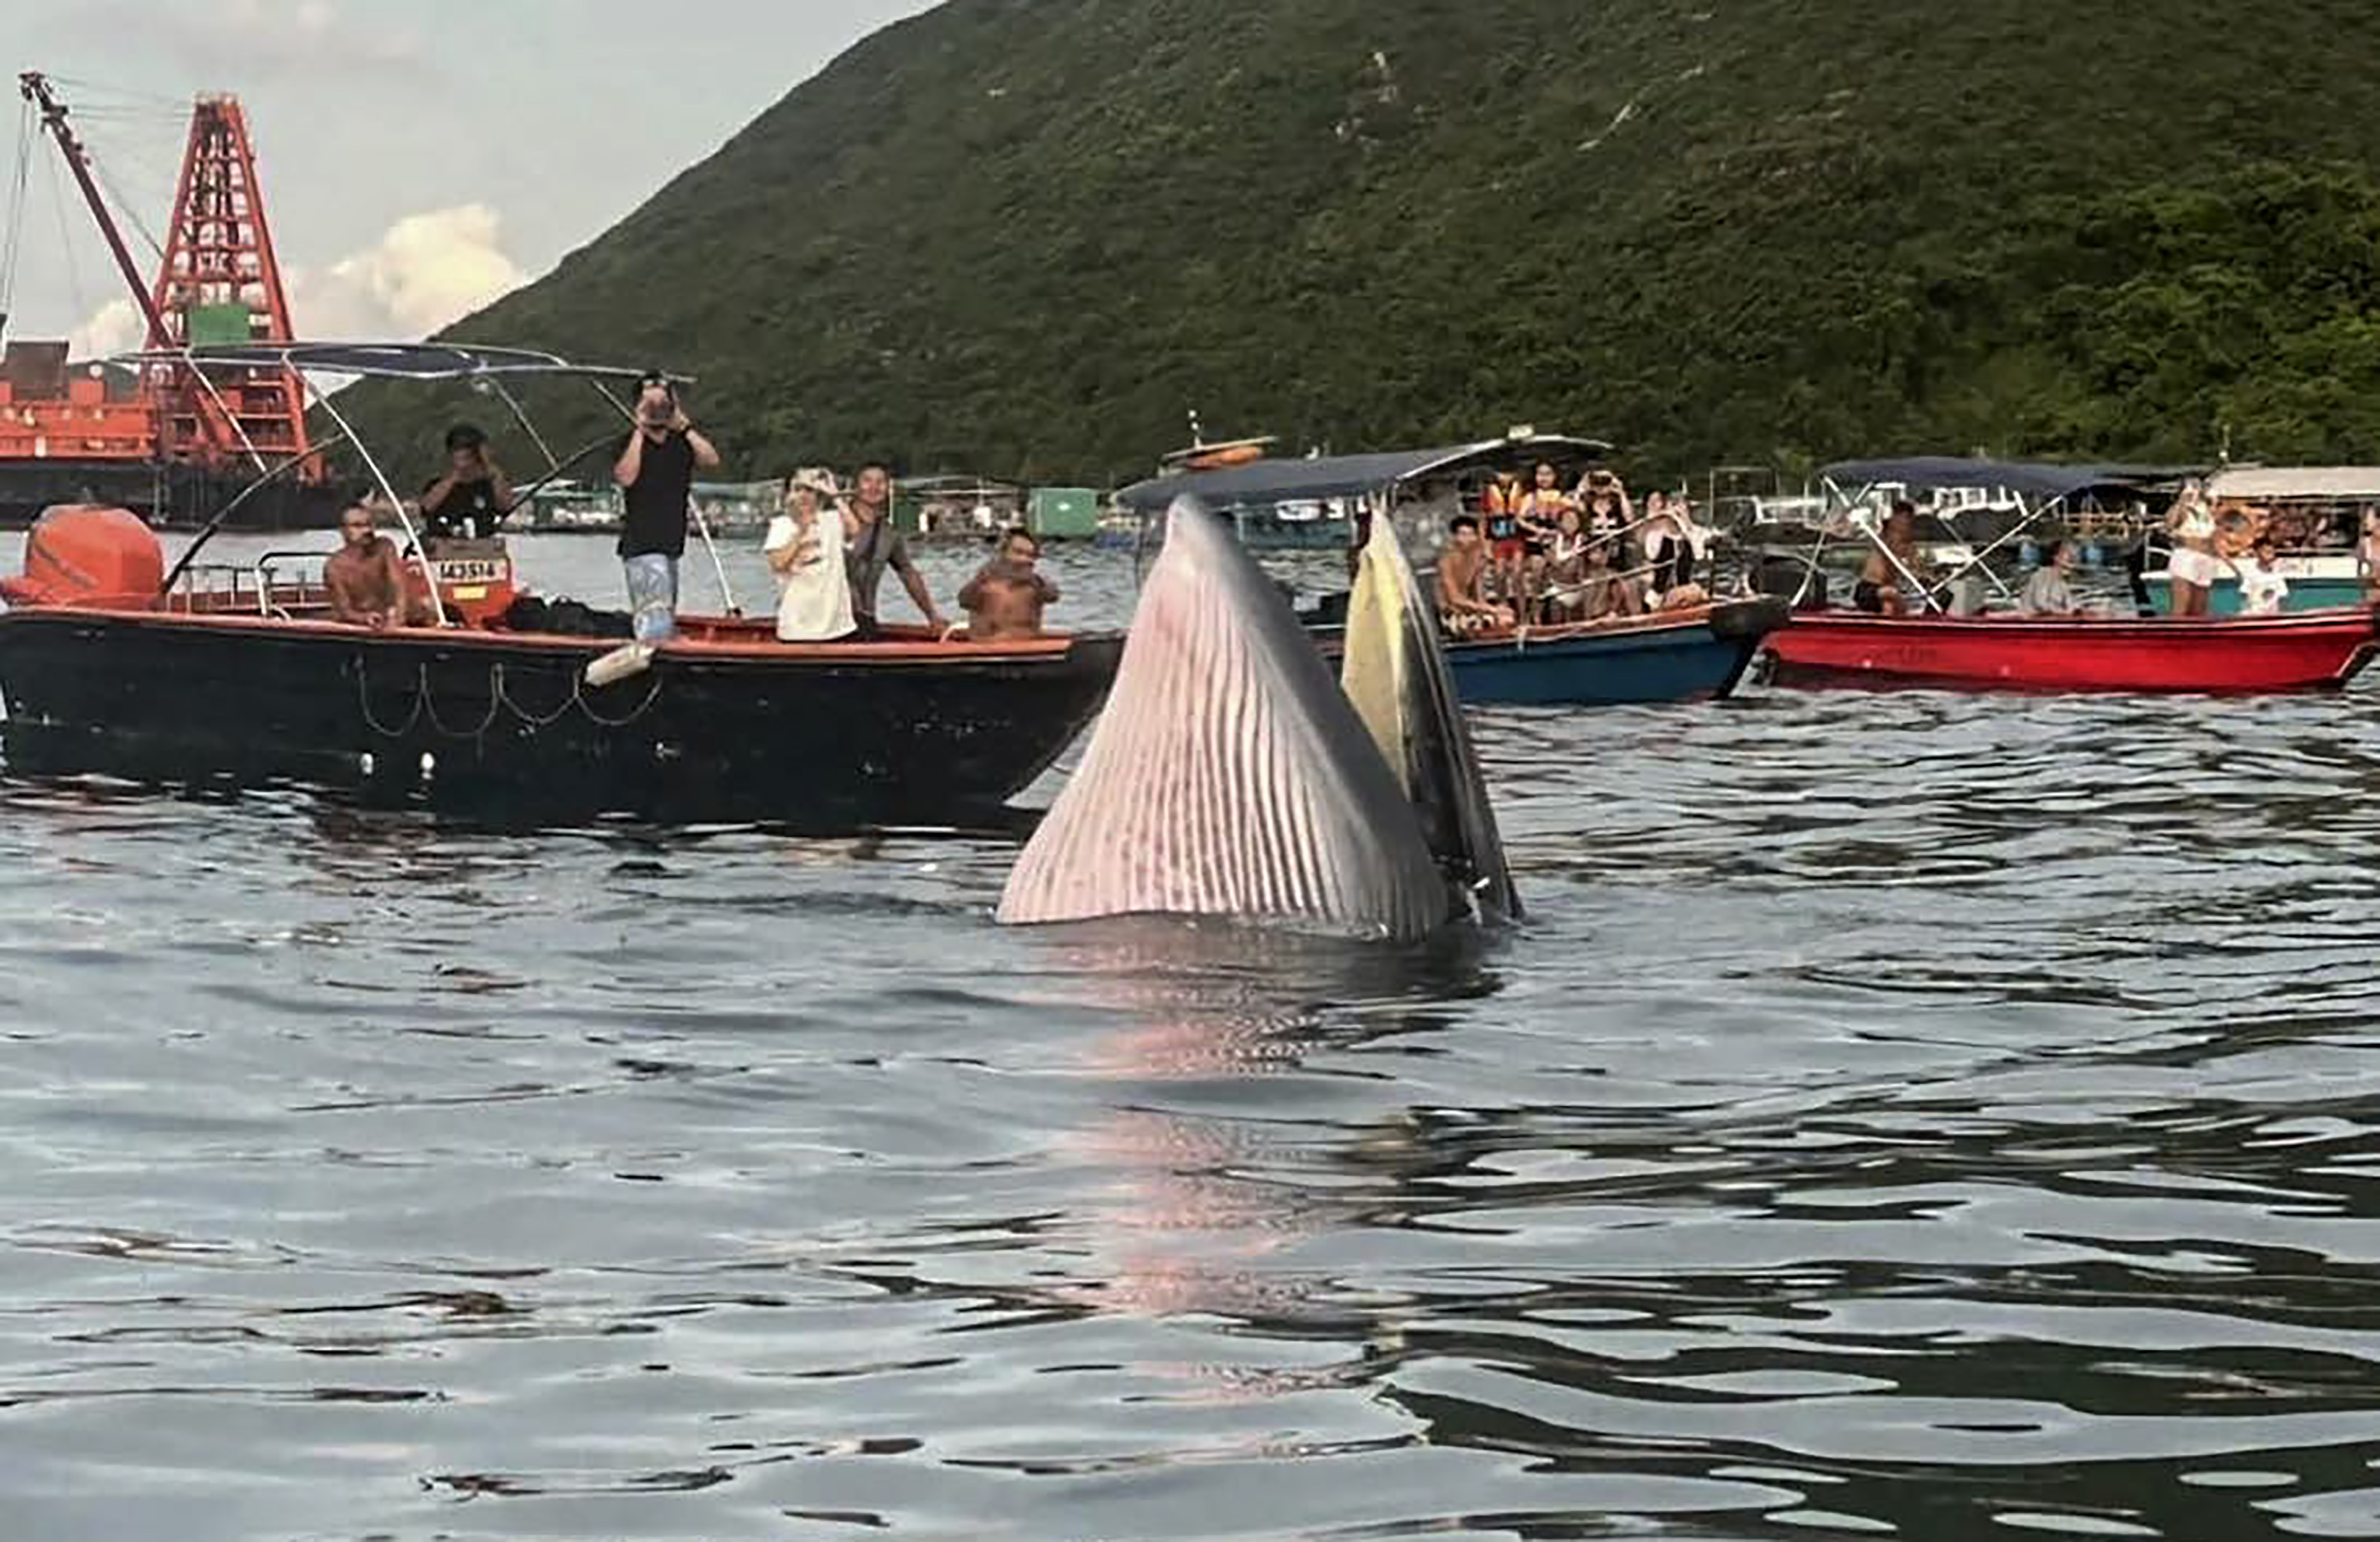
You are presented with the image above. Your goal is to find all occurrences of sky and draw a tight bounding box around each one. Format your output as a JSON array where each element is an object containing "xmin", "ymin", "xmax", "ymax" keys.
[{"xmin": 0, "ymin": 0, "xmax": 934, "ymax": 356}]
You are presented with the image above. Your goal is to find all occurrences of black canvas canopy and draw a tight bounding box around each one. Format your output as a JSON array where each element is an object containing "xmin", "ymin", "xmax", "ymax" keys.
[
  {"xmin": 113, "ymin": 341, "xmax": 686, "ymax": 383},
  {"xmin": 1822, "ymin": 456, "xmax": 2196, "ymax": 505},
  {"xmin": 1119, "ymin": 434, "xmax": 1613, "ymax": 513}
]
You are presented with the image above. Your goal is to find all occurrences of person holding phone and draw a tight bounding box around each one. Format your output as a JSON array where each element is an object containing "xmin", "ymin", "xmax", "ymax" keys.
[
  {"xmin": 612, "ymin": 371, "xmax": 722, "ymax": 644},
  {"xmin": 765, "ymin": 469, "xmax": 858, "ymax": 642}
]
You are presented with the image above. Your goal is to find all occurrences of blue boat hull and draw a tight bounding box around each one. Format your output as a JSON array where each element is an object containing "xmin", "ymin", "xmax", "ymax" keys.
[{"xmin": 1442, "ymin": 599, "xmax": 1788, "ymax": 706}]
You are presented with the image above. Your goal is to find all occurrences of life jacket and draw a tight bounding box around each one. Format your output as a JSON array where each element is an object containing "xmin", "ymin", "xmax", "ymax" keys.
[{"xmin": 1482, "ymin": 478, "xmax": 1523, "ymax": 539}]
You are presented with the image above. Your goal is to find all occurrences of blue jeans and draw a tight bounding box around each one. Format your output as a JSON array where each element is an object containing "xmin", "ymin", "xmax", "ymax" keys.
[{"xmin": 623, "ymin": 553, "xmax": 679, "ymax": 644}]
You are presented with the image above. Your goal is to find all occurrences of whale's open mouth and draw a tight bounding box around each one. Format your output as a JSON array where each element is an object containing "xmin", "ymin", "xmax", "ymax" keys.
[{"xmin": 998, "ymin": 497, "xmax": 1516, "ymax": 942}]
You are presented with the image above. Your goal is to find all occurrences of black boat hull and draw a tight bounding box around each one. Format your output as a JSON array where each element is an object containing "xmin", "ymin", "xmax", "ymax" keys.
[
  {"xmin": 0, "ymin": 461, "xmax": 343, "ymax": 532},
  {"xmin": 0, "ymin": 611, "xmax": 1120, "ymax": 827}
]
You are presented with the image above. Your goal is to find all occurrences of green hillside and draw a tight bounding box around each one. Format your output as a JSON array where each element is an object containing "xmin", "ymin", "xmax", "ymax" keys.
[{"xmin": 363, "ymin": 0, "xmax": 2380, "ymax": 487}]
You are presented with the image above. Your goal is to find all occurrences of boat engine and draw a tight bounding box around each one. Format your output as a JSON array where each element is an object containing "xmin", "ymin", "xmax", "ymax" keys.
[{"xmin": 0, "ymin": 505, "xmax": 164, "ymax": 609}]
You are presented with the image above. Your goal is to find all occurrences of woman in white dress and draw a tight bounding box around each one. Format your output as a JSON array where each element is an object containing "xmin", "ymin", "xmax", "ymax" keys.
[{"xmin": 764, "ymin": 473, "xmax": 856, "ymax": 642}]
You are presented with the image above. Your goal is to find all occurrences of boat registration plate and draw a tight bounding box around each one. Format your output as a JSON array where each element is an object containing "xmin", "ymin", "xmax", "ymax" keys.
[{"xmin": 434, "ymin": 558, "xmax": 510, "ymax": 583}]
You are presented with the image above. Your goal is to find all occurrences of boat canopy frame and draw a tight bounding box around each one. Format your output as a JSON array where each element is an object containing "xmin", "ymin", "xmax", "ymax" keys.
[
  {"xmin": 117, "ymin": 342, "xmax": 732, "ymax": 625},
  {"xmin": 1118, "ymin": 433, "xmax": 1617, "ymax": 516},
  {"xmin": 2201, "ymin": 467, "xmax": 2380, "ymax": 505},
  {"xmin": 1114, "ymin": 431, "xmax": 1618, "ymax": 582},
  {"xmin": 1805, "ymin": 456, "xmax": 2202, "ymax": 614}
]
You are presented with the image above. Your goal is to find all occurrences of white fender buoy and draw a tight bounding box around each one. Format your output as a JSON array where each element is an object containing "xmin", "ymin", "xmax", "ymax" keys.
[{"xmin": 585, "ymin": 643, "xmax": 655, "ymax": 687}]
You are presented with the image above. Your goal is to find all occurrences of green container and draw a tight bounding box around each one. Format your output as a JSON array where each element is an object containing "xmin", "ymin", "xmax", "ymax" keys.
[
  {"xmin": 1029, "ymin": 486, "xmax": 1100, "ymax": 539},
  {"xmin": 188, "ymin": 302, "xmax": 253, "ymax": 347}
]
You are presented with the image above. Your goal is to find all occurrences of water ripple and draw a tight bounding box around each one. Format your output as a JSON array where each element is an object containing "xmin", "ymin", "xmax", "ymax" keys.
[{"xmin": 5, "ymin": 535, "xmax": 2380, "ymax": 1539}]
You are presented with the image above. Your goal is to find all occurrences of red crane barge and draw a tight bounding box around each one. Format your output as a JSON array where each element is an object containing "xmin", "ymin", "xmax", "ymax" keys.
[{"xmin": 0, "ymin": 71, "xmax": 331, "ymax": 529}]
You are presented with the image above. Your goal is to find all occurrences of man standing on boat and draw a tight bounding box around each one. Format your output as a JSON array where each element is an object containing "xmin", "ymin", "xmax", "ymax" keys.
[
  {"xmin": 613, "ymin": 372, "xmax": 722, "ymax": 644},
  {"xmin": 844, "ymin": 463, "xmax": 948, "ymax": 638}
]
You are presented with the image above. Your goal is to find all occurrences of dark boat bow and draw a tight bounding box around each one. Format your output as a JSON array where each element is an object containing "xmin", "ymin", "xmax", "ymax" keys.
[{"xmin": 0, "ymin": 607, "xmax": 1121, "ymax": 826}]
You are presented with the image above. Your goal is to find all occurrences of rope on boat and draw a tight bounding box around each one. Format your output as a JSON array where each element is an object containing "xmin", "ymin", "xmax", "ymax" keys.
[
  {"xmin": 573, "ymin": 665, "xmax": 664, "ymax": 728},
  {"xmin": 418, "ymin": 664, "xmax": 505, "ymax": 740},
  {"xmin": 489, "ymin": 661, "xmax": 578, "ymax": 729},
  {"xmin": 353, "ymin": 657, "xmax": 425, "ymax": 739},
  {"xmin": 351, "ymin": 651, "xmax": 664, "ymax": 740}
]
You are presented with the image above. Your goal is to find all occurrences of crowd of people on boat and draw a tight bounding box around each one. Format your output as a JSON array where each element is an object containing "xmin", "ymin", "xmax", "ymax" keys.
[
  {"xmin": 1837, "ymin": 485, "xmax": 2380, "ymax": 620},
  {"xmin": 1433, "ymin": 462, "xmax": 1716, "ymax": 632},
  {"xmin": 321, "ymin": 408, "xmax": 2380, "ymax": 648},
  {"xmin": 2159, "ymin": 478, "xmax": 2380, "ymax": 617},
  {"xmin": 323, "ymin": 373, "xmax": 1060, "ymax": 646}
]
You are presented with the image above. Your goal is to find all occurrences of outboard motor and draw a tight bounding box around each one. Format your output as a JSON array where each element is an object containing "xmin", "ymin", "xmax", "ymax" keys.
[{"xmin": 0, "ymin": 505, "xmax": 163, "ymax": 609}]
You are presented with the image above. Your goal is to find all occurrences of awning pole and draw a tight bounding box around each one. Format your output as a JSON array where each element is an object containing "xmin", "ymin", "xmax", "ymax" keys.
[{"xmin": 304, "ymin": 371, "xmax": 447, "ymax": 628}]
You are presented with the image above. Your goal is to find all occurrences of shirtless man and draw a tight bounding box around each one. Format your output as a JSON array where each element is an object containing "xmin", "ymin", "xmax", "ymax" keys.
[
  {"xmin": 957, "ymin": 528, "xmax": 1060, "ymax": 641},
  {"xmin": 1436, "ymin": 515, "xmax": 1513, "ymax": 633},
  {"xmin": 1856, "ymin": 500, "xmax": 1922, "ymax": 615},
  {"xmin": 324, "ymin": 501, "xmax": 412, "ymax": 628}
]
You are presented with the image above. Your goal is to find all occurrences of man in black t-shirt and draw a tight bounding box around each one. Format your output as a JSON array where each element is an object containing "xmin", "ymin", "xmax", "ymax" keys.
[
  {"xmin": 419, "ymin": 422, "xmax": 515, "ymax": 542},
  {"xmin": 611, "ymin": 372, "xmax": 722, "ymax": 643}
]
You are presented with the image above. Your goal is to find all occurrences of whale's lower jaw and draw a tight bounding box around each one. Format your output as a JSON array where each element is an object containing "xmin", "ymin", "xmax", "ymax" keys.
[{"xmin": 997, "ymin": 496, "xmax": 1456, "ymax": 944}]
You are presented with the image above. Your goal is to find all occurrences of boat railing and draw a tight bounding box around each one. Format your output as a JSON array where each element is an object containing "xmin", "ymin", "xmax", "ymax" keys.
[
  {"xmin": 163, "ymin": 553, "xmax": 327, "ymax": 619},
  {"xmin": 252, "ymin": 550, "xmax": 331, "ymax": 618}
]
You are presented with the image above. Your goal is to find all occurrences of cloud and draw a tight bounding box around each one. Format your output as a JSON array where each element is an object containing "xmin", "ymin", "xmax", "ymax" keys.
[
  {"xmin": 70, "ymin": 299, "xmax": 149, "ymax": 361},
  {"xmin": 62, "ymin": 202, "xmax": 524, "ymax": 357},
  {"xmin": 289, "ymin": 203, "xmax": 526, "ymax": 340}
]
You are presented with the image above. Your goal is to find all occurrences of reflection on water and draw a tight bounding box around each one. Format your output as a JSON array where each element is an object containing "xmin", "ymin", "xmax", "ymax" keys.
[{"xmin": 4, "ymin": 535, "xmax": 2380, "ymax": 1539}]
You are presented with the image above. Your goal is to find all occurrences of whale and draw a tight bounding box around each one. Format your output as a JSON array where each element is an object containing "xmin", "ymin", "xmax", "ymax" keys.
[{"xmin": 997, "ymin": 496, "xmax": 1517, "ymax": 941}]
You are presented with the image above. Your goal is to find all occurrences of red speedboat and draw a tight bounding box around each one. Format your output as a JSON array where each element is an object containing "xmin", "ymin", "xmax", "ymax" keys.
[{"xmin": 1762, "ymin": 608, "xmax": 2380, "ymax": 694}]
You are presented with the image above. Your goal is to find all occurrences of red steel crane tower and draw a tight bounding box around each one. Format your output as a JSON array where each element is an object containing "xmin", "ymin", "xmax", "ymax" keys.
[
  {"xmin": 149, "ymin": 92, "xmax": 310, "ymax": 466},
  {"xmin": 16, "ymin": 72, "xmax": 313, "ymax": 475}
]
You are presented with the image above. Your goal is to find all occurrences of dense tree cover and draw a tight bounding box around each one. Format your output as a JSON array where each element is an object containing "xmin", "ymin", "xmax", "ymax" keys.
[{"xmin": 348, "ymin": 0, "xmax": 2380, "ymax": 487}]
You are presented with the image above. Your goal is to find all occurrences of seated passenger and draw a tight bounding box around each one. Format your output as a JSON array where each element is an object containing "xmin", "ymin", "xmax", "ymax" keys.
[
  {"xmin": 1581, "ymin": 531, "xmax": 1647, "ymax": 620},
  {"xmin": 2362, "ymin": 509, "xmax": 2380, "ymax": 601},
  {"xmin": 324, "ymin": 500, "xmax": 414, "ymax": 629},
  {"xmin": 2020, "ymin": 539, "xmax": 2082, "ymax": 616},
  {"xmin": 1540, "ymin": 505, "xmax": 1593, "ymax": 623},
  {"xmin": 2236, "ymin": 537, "xmax": 2289, "ymax": 616},
  {"xmin": 764, "ymin": 472, "xmax": 857, "ymax": 642},
  {"xmin": 419, "ymin": 424, "xmax": 515, "ymax": 543},
  {"xmin": 1515, "ymin": 461, "xmax": 1574, "ymax": 621},
  {"xmin": 958, "ymin": 527, "xmax": 1061, "ymax": 641},
  {"xmin": 1436, "ymin": 515, "xmax": 1514, "ymax": 633},
  {"xmin": 1854, "ymin": 501, "xmax": 1920, "ymax": 614},
  {"xmin": 1642, "ymin": 490, "xmax": 1700, "ymax": 599}
]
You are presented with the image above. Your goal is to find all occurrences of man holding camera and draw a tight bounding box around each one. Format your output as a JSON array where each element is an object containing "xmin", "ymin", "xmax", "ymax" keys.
[
  {"xmin": 612, "ymin": 371, "xmax": 722, "ymax": 644},
  {"xmin": 419, "ymin": 423, "xmax": 515, "ymax": 542}
]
